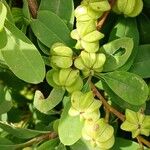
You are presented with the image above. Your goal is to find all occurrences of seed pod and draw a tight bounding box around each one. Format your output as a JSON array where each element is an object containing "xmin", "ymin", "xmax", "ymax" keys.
[
  {"xmin": 82, "ymin": 118, "xmax": 115, "ymax": 149},
  {"xmin": 71, "ymin": 28, "xmax": 104, "ymax": 52},
  {"xmin": 121, "ymin": 109, "xmax": 150, "ymax": 138},
  {"xmin": 113, "ymin": 0, "xmax": 143, "ymax": 17},
  {"xmin": 69, "ymin": 91, "xmax": 101, "ymax": 121},
  {"xmin": 46, "ymin": 68, "xmax": 83, "ymax": 93},
  {"xmin": 50, "ymin": 43, "xmax": 73, "ymax": 69},
  {"xmin": 75, "ymin": 5, "xmax": 100, "ymax": 21},
  {"xmin": 127, "ymin": 0, "xmax": 143, "ymax": 17},
  {"xmin": 76, "ymin": 20, "xmax": 96, "ymax": 36},
  {"xmin": 82, "ymin": 0, "xmax": 111, "ymax": 12},
  {"xmin": 74, "ymin": 51, "xmax": 106, "ymax": 76}
]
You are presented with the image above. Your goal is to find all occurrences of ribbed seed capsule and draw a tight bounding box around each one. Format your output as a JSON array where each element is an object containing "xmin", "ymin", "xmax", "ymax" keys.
[
  {"xmin": 113, "ymin": 0, "xmax": 143, "ymax": 17},
  {"xmin": 121, "ymin": 109, "xmax": 150, "ymax": 138},
  {"xmin": 82, "ymin": 118, "xmax": 115, "ymax": 149},
  {"xmin": 46, "ymin": 68, "xmax": 83, "ymax": 93},
  {"xmin": 69, "ymin": 91, "xmax": 101, "ymax": 121},
  {"xmin": 74, "ymin": 51, "xmax": 106, "ymax": 76},
  {"xmin": 50, "ymin": 43, "xmax": 73, "ymax": 69},
  {"xmin": 71, "ymin": 29, "xmax": 104, "ymax": 52},
  {"xmin": 81, "ymin": 0, "xmax": 110, "ymax": 19}
]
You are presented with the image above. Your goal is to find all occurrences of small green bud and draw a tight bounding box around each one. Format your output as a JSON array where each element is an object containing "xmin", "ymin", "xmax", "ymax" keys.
[
  {"xmin": 50, "ymin": 43, "xmax": 73, "ymax": 68},
  {"xmin": 82, "ymin": 118, "xmax": 115, "ymax": 149},
  {"xmin": 121, "ymin": 109, "xmax": 150, "ymax": 138}
]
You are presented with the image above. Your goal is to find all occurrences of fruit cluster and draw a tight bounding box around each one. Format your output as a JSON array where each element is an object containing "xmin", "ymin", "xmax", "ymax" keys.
[
  {"xmin": 69, "ymin": 91, "xmax": 115, "ymax": 149},
  {"xmin": 47, "ymin": 0, "xmax": 147, "ymax": 149}
]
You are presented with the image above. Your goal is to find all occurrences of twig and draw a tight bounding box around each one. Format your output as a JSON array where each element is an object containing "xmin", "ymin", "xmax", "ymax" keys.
[
  {"xmin": 97, "ymin": 0, "xmax": 116, "ymax": 30},
  {"xmin": 28, "ymin": 0, "xmax": 38, "ymax": 18},
  {"xmin": 15, "ymin": 132, "xmax": 57, "ymax": 149},
  {"xmin": 91, "ymin": 82, "xmax": 150, "ymax": 148}
]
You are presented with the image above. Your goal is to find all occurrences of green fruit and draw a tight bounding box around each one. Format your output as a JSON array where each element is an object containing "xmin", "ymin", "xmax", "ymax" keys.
[
  {"xmin": 59, "ymin": 68, "xmax": 79, "ymax": 86},
  {"xmin": 69, "ymin": 91, "xmax": 101, "ymax": 121},
  {"xmin": 128, "ymin": 0, "xmax": 143, "ymax": 17},
  {"xmin": 76, "ymin": 20, "xmax": 96, "ymax": 36},
  {"xmin": 50, "ymin": 43, "xmax": 73, "ymax": 68},
  {"xmin": 121, "ymin": 109, "xmax": 150, "ymax": 138},
  {"xmin": 113, "ymin": 0, "xmax": 143, "ymax": 17},
  {"xmin": 71, "ymin": 28, "xmax": 104, "ymax": 52},
  {"xmin": 124, "ymin": 0, "xmax": 136, "ymax": 15},
  {"xmin": 66, "ymin": 76, "xmax": 83, "ymax": 93},
  {"xmin": 89, "ymin": 1, "xmax": 111, "ymax": 12},
  {"xmin": 74, "ymin": 51, "xmax": 106, "ymax": 76},
  {"xmin": 82, "ymin": 118, "xmax": 114, "ymax": 149}
]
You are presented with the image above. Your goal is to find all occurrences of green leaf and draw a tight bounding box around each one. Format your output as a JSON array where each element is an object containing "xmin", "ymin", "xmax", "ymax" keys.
[
  {"xmin": 30, "ymin": 10, "xmax": 74, "ymax": 48},
  {"xmin": 39, "ymin": 0, "xmax": 74, "ymax": 29},
  {"xmin": 0, "ymin": 20, "xmax": 45, "ymax": 84},
  {"xmin": 97, "ymin": 71, "xmax": 149, "ymax": 106},
  {"xmin": 71, "ymin": 139, "xmax": 99, "ymax": 150},
  {"xmin": 102, "ymin": 81, "xmax": 145, "ymax": 111},
  {"xmin": 137, "ymin": 14, "xmax": 150, "ymax": 44},
  {"xmin": 0, "ymin": 1, "xmax": 7, "ymax": 31},
  {"xmin": 130, "ymin": 45, "xmax": 150, "ymax": 78},
  {"xmin": 37, "ymin": 138, "xmax": 59, "ymax": 150},
  {"xmin": 0, "ymin": 84, "xmax": 12, "ymax": 115},
  {"xmin": 112, "ymin": 137, "xmax": 149, "ymax": 150},
  {"xmin": 37, "ymin": 40, "xmax": 50, "ymax": 55},
  {"xmin": 0, "ymin": 121, "xmax": 50, "ymax": 139},
  {"xmin": 0, "ymin": 137, "xmax": 15, "ymax": 150},
  {"xmin": 109, "ymin": 17, "xmax": 139, "ymax": 71},
  {"xmin": 0, "ymin": 28, "xmax": 7, "ymax": 49},
  {"xmin": 58, "ymin": 101, "xmax": 84, "ymax": 145},
  {"xmin": 34, "ymin": 87, "xmax": 65, "ymax": 114},
  {"xmin": 101, "ymin": 37, "xmax": 133, "ymax": 72}
]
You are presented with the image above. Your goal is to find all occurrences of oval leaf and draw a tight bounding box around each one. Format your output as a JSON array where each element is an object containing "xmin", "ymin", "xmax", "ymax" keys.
[
  {"xmin": 39, "ymin": 0, "xmax": 74, "ymax": 29},
  {"xmin": 112, "ymin": 138, "xmax": 149, "ymax": 150},
  {"xmin": 34, "ymin": 87, "xmax": 65, "ymax": 114},
  {"xmin": 0, "ymin": 121, "xmax": 50, "ymax": 139},
  {"xmin": 30, "ymin": 10, "xmax": 74, "ymax": 48},
  {"xmin": 98, "ymin": 71, "xmax": 149, "ymax": 105},
  {"xmin": 0, "ymin": 20, "xmax": 45, "ymax": 83},
  {"xmin": 58, "ymin": 101, "xmax": 84, "ymax": 145},
  {"xmin": 101, "ymin": 37, "xmax": 133, "ymax": 71},
  {"xmin": 109, "ymin": 17, "xmax": 139, "ymax": 71}
]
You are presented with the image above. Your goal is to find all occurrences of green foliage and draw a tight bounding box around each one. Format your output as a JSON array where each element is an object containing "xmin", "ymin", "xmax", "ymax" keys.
[{"xmin": 0, "ymin": 0, "xmax": 150, "ymax": 149}]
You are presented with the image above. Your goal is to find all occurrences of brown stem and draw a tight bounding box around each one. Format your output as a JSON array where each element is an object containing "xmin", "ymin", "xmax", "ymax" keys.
[
  {"xmin": 28, "ymin": 0, "xmax": 38, "ymax": 18},
  {"xmin": 91, "ymin": 82, "xmax": 150, "ymax": 148},
  {"xmin": 97, "ymin": 0, "xmax": 116, "ymax": 30},
  {"xmin": 15, "ymin": 132, "xmax": 57, "ymax": 149},
  {"xmin": 137, "ymin": 136, "xmax": 144, "ymax": 150}
]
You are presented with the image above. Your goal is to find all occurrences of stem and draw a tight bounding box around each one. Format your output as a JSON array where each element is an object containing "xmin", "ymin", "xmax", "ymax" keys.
[
  {"xmin": 91, "ymin": 82, "xmax": 150, "ymax": 148},
  {"xmin": 15, "ymin": 132, "xmax": 57, "ymax": 149},
  {"xmin": 27, "ymin": 0, "xmax": 38, "ymax": 18},
  {"xmin": 137, "ymin": 136, "xmax": 144, "ymax": 150},
  {"xmin": 97, "ymin": 0, "xmax": 116, "ymax": 30}
]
